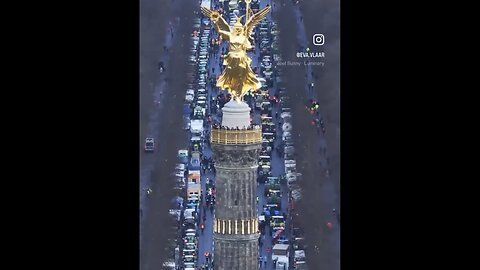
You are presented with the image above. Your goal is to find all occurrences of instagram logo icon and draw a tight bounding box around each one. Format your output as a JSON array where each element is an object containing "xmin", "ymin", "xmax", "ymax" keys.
[{"xmin": 313, "ymin": 34, "xmax": 325, "ymax": 46}]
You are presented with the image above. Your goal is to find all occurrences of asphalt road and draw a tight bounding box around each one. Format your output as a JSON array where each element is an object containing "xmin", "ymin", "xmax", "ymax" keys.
[
  {"xmin": 193, "ymin": 3, "xmax": 292, "ymax": 269},
  {"xmin": 255, "ymin": 4, "xmax": 292, "ymax": 270},
  {"xmin": 140, "ymin": 0, "xmax": 340, "ymax": 269},
  {"xmin": 274, "ymin": 0, "xmax": 340, "ymax": 269},
  {"xmin": 140, "ymin": 0, "xmax": 197, "ymax": 269}
]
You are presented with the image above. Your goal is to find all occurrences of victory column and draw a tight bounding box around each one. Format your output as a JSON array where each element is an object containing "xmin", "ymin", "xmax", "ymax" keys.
[{"xmin": 202, "ymin": 1, "xmax": 271, "ymax": 269}]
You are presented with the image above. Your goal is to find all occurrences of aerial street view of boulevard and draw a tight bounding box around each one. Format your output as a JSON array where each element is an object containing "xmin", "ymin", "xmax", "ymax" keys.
[{"xmin": 140, "ymin": 0, "xmax": 339, "ymax": 269}]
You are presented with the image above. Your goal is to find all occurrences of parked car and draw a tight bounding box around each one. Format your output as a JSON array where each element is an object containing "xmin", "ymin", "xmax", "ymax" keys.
[
  {"xmin": 183, "ymin": 115, "xmax": 191, "ymax": 130},
  {"xmin": 178, "ymin": 149, "xmax": 189, "ymax": 164},
  {"xmin": 144, "ymin": 138, "xmax": 154, "ymax": 152}
]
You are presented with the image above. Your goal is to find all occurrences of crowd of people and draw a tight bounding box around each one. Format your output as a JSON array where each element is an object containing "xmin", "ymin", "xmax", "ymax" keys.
[{"xmin": 211, "ymin": 123, "xmax": 261, "ymax": 130}]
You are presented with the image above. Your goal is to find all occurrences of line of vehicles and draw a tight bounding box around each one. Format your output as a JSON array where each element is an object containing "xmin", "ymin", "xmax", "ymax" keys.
[
  {"xmin": 161, "ymin": 1, "xmax": 312, "ymax": 269},
  {"xmin": 164, "ymin": 5, "xmax": 217, "ymax": 269},
  {"xmin": 248, "ymin": 6, "xmax": 308, "ymax": 269},
  {"xmin": 182, "ymin": 13, "xmax": 213, "ymax": 270},
  {"xmin": 221, "ymin": 0, "xmax": 261, "ymax": 11},
  {"xmin": 267, "ymin": 17, "xmax": 309, "ymax": 270},
  {"xmin": 168, "ymin": 145, "xmax": 206, "ymax": 270},
  {"xmin": 267, "ymin": 22, "xmax": 310, "ymax": 270},
  {"xmin": 248, "ymin": 15, "xmax": 293, "ymax": 270}
]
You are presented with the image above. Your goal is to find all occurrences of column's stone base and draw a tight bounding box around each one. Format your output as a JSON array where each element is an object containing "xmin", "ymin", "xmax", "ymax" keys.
[{"xmin": 213, "ymin": 234, "xmax": 259, "ymax": 270}]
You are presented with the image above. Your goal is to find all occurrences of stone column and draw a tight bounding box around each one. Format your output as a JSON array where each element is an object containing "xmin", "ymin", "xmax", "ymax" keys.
[{"xmin": 211, "ymin": 100, "xmax": 261, "ymax": 270}]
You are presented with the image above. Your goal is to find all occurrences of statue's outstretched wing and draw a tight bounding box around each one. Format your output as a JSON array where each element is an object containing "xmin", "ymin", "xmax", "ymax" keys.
[
  {"xmin": 200, "ymin": 6, "xmax": 214, "ymax": 18},
  {"xmin": 201, "ymin": 6, "xmax": 230, "ymax": 34},
  {"xmin": 245, "ymin": 5, "xmax": 271, "ymax": 39}
]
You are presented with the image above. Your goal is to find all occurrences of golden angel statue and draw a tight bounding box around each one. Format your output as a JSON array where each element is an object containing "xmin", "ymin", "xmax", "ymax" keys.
[{"xmin": 201, "ymin": 3, "xmax": 270, "ymax": 101}]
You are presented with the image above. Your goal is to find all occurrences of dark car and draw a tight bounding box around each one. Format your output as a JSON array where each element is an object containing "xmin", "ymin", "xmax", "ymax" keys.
[
  {"xmin": 144, "ymin": 138, "xmax": 154, "ymax": 152},
  {"xmin": 183, "ymin": 115, "xmax": 191, "ymax": 130}
]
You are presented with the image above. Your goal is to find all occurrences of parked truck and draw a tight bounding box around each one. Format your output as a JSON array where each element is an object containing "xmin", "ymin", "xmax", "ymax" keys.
[
  {"xmin": 189, "ymin": 152, "xmax": 201, "ymax": 170},
  {"xmin": 190, "ymin": 119, "xmax": 204, "ymax": 137},
  {"xmin": 272, "ymin": 244, "xmax": 289, "ymax": 270},
  {"xmin": 187, "ymin": 169, "xmax": 201, "ymax": 202},
  {"xmin": 187, "ymin": 169, "xmax": 201, "ymax": 183}
]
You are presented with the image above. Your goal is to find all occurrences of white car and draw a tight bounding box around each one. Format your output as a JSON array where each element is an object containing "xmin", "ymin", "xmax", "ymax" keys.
[
  {"xmin": 183, "ymin": 263, "xmax": 195, "ymax": 269},
  {"xmin": 185, "ymin": 94, "xmax": 194, "ymax": 103},
  {"xmin": 144, "ymin": 138, "xmax": 154, "ymax": 152},
  {"xmin": 175, "ymin": 169, "xmax": 185, "ymax": 178},
  {"xmin": 263, "ymin": 70, "xmax": 273, "ymax": 77},
  {"xmin": 281, "ymin": 112, "xmax": 292, "ymax": 119},
  {"xmin": 262, "ymin": 62, "xmax": 272, "ymax": 69},
  {"xmin": 175, "ymin": 163, "xmax": 186, "ymax": 171}
]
